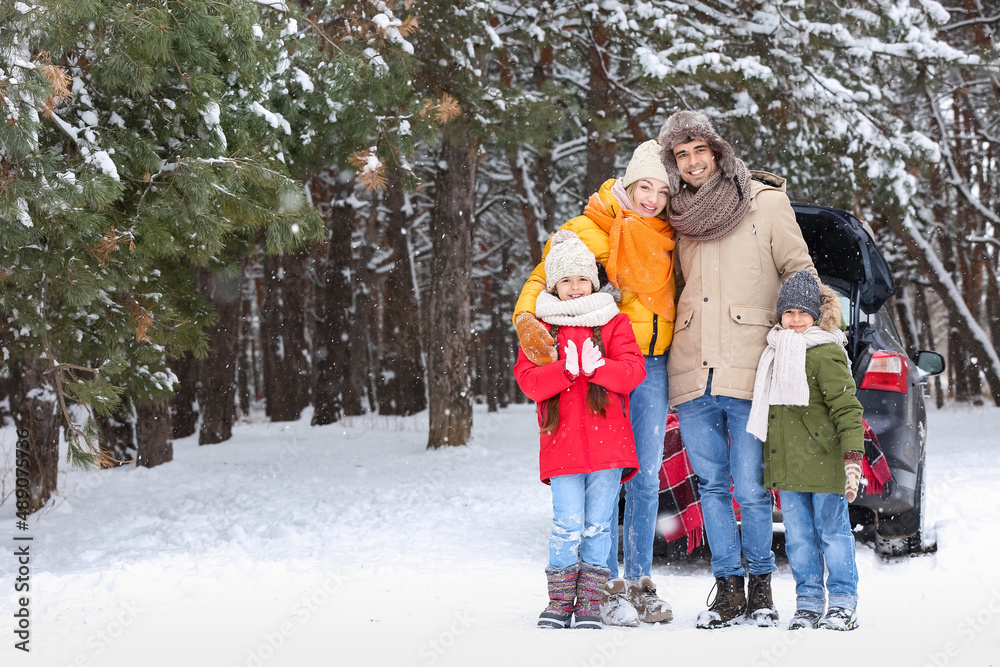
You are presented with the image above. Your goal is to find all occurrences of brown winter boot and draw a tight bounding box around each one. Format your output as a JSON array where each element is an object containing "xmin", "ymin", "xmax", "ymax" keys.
[
  {"xmin": 574, "ymin": 563, "xmax": 610, "ymax": 629},
  {"xmin": 746, "ymin": 573, "xmax": 779, "ymax": 626},
  {"xmin": 695, "ymin": 575, "xmax": 746, "ymax": 629},
  {"xmin": 538, "ymin": 564, "xmax": 579, "ymax": 629},
  {"xmin": 628, "ymin": 576, "xmax": 673, "ymax": 624},
  {"xmin": 600, "ymin": 578, "xmax": 639, "ymax": 627}
]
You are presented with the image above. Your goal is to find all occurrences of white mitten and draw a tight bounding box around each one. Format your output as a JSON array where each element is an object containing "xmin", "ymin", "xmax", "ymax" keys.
[
  {"xmin": 581, "ymin": 338, "xmax": 606, "ymax": 375},
  {"xmin": 844, "ymin": 460, "xmax": 862, "ymax": 503},
  {"xmin": 564, "ymin": 340, "xmax": 580, "ymax": 378}
]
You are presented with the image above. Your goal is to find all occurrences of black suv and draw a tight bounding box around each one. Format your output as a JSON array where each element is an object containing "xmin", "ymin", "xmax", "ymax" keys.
[
  {"xmin": 655, "ymin": 204, "xmax": 945, "ymax": 558},
  {"xmin": 793, "ymin": 203, "xmax": 944, "ymax": 556}
]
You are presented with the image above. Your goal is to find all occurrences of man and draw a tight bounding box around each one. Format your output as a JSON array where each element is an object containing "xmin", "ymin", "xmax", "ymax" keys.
[{"xmin": 657, "ymin": 111, "xmax": 815, "ymax": 628}]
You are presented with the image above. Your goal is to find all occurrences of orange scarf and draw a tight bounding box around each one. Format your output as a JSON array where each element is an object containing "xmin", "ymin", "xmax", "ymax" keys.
[{"xmin": 585, "ymin": 180, "xmax": 677, "ymax": 321}]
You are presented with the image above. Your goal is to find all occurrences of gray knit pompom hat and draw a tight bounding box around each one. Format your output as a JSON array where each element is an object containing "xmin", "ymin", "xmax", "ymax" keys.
[
  {"xmin": 544, "ymin": 230, "xmax": 600, "ymax": 292},
  {"xmin": 777, "ymin": 271, "xmax": 821, "ymax": 321},
  {"xmin": 657, "ymin": 111, "xmax": 740, "ymax": 195}
]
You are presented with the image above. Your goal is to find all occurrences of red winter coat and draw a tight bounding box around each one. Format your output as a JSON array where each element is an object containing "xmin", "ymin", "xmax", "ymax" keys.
[{"xmin": 514, "ymin": 313, "xmax": 646, "ymax": 485}]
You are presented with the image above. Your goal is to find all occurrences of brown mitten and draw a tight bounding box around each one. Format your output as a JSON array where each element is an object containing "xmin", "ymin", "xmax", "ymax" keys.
[
  {"xmin": 844, "ymin": 450, "xmax": 863, "ymax": 502},
  {"xmin": 515, "ymin": 312, "xmax": 557, "ymax": 365}
]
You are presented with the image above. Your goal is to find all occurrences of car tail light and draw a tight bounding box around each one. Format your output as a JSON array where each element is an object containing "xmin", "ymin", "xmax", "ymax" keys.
[{"xmin": 860, "ymin": 351, "xmax": 908, "ymax": 393}]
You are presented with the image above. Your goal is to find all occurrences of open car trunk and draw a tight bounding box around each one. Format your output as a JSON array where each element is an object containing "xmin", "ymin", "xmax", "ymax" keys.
[{"xmin": 791, "ymin": 203, "xmax": 897, "ymax": 365}]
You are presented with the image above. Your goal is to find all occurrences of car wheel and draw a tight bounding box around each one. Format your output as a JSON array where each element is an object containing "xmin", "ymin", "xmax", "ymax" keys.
[{"xmin": 874, "ymin": 450, "xmax": 931, "ymax": 556}]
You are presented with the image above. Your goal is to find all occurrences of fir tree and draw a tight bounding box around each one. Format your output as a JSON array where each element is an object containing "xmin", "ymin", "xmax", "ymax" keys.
[{"xmin": 1, "ymin": 0, "xmax": 322, "ymax": 506}]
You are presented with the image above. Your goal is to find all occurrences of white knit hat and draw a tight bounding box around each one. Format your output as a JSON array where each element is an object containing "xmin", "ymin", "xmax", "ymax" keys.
[
  {"xmin": 545, "ymin": 230, "xmax": 600, "ymax": 291},
  {"xmin": 622, "ymin": 139, "xmax": 671, "ymax": 188}
]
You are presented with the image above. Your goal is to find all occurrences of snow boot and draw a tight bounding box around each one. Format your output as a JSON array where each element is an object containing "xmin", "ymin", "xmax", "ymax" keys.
[
  {"xmin": 787, "ymin": 609, "xmax": 822, "ymax": 630},
  {"xmin": 818, "ymin": 606, "xmax": 858, "ymax": 631},
  {"xmin": 745, "ymin": 573, "xmax": 779, "ymax": 626},
  {"xmin": 600, "ymin": 578, "xmax": 639, "ymax": 627},
  {"xmin": 538, "ymin": 564, "xmax": 579, "ymax": 629},
  {"xmin": 695, "ymin": 575, "xmax": 746, "ymax": 629},
  {"xmin": 574, "ymin": 562, "xmax": 610, "ymax": 629},
  {"xmin": 628, "ymin": 576, "xmax": 673, "ymax": 624}
]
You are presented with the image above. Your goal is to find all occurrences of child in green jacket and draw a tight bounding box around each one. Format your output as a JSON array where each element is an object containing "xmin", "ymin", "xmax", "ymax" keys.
[{"xmin": 747, "ymin": 271, "xmax": 864, "ymax": 631}]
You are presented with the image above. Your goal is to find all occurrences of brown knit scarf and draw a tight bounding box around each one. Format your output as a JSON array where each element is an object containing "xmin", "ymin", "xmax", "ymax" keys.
[{"xmin": 669, "ymin": 159, "xmax": 753, "ymax": 242}]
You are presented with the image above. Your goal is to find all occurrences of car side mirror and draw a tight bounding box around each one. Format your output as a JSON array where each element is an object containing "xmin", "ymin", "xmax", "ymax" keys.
[{"xmin": 914, "ymin": 350, "xmax": 945, "ymax": 376}]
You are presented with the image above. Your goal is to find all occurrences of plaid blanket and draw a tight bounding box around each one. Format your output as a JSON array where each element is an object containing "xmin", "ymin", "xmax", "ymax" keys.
[
  {"xmin": 656, "ymin": 413, "xmax": 705, "ymax": 552},
  {"xmin": 657, "ymin": 415, "xmax": 893, "ymax": 550},
  {"xmin": 861, "ymin": 420, "xmax": 892, "ymax": 495}
]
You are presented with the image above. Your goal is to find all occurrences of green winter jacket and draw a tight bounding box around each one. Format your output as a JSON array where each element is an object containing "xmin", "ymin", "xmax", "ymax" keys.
[{"xmin": 762, "ymin": 343, "xmax": 864, "ymax": 494}]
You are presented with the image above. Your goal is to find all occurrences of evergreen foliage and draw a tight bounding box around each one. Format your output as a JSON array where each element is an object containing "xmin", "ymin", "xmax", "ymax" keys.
[
  {"xmin": 2, "ymin": 0, "xmax": 999, "ymax": 482},
  {"xmin": 1, "ymin": 0, "xmax": 322, "ymax": 467}
]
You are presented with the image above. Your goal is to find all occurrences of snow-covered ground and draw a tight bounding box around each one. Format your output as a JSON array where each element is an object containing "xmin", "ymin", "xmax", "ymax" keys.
[{"xmin": 2, "ymin": 402, "xmax": 999, "ymax": 667}]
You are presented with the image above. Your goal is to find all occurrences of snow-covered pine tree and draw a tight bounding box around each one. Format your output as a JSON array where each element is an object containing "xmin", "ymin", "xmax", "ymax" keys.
[
  {"xmin": 267, "ymin": 0, "xmax": 424, "ymax": 424},
  {"xmin": 628, "ymin": 0, "xmax": 998, "ymax": 402},
  {"xmin": 387, "ymin": 0, "xmax": 556, "ymax": 446},
  {"xmin": 1, "ymin": 0, "xmax": 322, "ymax": 506}
]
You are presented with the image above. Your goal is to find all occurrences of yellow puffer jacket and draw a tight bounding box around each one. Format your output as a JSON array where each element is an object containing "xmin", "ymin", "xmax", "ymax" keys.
[{"xmin": 513, "ymin": 181, "xmax": 676, "ymax": 356}]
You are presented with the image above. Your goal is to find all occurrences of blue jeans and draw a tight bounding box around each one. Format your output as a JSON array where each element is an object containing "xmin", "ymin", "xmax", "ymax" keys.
[
  {"xmin": 677, "ymin": 371, "xmax": 775, "ymax": 579},
  {"xmin": 549, "ymin": 468, "xmax": 623, "ymax": 569},
  {"xmin": 781, "ymin": 490, "xmax": 858, "ymax": 613},
  {"xmin": 607, "ymin": 354, "xmax": 668, "ymax": 580}
]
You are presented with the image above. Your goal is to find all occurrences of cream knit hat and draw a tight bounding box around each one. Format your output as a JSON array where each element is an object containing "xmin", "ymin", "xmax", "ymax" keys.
[
  {"xmin": 622, "ymin": 139, "xmax": 671, "ymax": 188},
  {"xmin": 545, "ymin": 230, "xmax": 600, "ymax": 292}
]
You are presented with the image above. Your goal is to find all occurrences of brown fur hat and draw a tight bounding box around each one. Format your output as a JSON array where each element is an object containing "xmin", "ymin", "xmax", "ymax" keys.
[
  {"xmin": 817, "ymin": 282, "xmax": 843, "ymax": 333},
  {"xmin": 657, "ymin": 110, "xmax": 741, "ymax": 195}
]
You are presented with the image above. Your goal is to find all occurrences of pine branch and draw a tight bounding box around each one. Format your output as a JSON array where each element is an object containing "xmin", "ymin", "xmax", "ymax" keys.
[{"xmin": 40, "ymin": 335, "xmax": 116, "ymax": 470}]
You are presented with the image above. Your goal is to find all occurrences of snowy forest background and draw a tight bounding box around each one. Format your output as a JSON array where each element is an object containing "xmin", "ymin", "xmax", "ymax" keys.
[{"xmin": 1, "ymin": 0, "xmax": 999, "ymax": 513}]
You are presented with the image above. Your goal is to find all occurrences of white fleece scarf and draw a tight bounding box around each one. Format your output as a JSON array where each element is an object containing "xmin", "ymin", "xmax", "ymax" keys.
[
  {"xmin": 746, "ymin": 325, "xmax": 848, "ymax": 442},
  {"xmin": 534, "ymin": 291, "xmax": 619, "ymax": 328}
]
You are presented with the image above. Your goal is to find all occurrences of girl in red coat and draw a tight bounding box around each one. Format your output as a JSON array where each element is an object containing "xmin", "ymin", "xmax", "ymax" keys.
[{"xmin": 514, "ymin": 230, "xmax": 646, "ymax": 629}]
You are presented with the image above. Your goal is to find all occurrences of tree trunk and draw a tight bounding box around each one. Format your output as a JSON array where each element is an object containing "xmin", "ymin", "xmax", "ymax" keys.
[
  {"xmin": 482, "ymin": 276, "xmax": 505, "ymax": 412},
  {"xmin": 170, "ymin": 351, "xmax": 199, "ymax": 438},
  {"xmin": 348, "ymin": 205, "xmax": 379, "ymax": 415},
  {"xmin": 508, "ymin": 149, "xmax": 543, "ymax": 266},
  {"xmin": 260, "ymin": 250, "xmax": 311, "ymax": 422},
  {"xmin": 913, "ymin": 283, "xmax": 944, "ymax": 409},
  {"xmin": 310, "ymin": 172, "xmax": 358, "ymax": 424},
  {"xmin": 379, "ymin": 166, "xmax": 427, "ymax": 416},
  {"xmin": 97, "ymin": 400, "xmax": 135, "ymax": 465},
  {"xmin": 11, "ymin": 357, "xmax": 60, "ymax": 512},
  {"xmin": 237, "ymin": 279, "xmax": 254, "ymax": 416},
  {"xmin": 136, "ymin": 399, "xmax": 173, "ymax": 468},
  {"xmin": 427, "ymin": 137, "xmax": 477, "ymax": 449},
  {"xmin": 583, "ymin": 27, "xmax": 619, "ymax": 197},
  {"xmin": 885, "ymin": 214, "xmax": 1000, "ymax": 405},
  {"xmin": 197, "ymin": 268, "xmax": 241, "ymax": 444}
]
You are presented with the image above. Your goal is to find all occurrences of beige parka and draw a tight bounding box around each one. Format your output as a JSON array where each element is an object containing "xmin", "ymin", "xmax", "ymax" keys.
[{"xmin": 667, "ymin": 172, "xmax": 815, "ymax": 407}]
